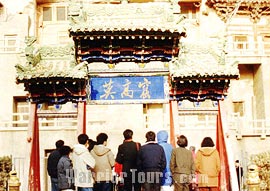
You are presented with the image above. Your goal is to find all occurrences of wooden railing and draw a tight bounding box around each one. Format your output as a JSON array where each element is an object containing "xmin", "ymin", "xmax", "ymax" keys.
[
  {"xmin": 229, "ymin": 114, "xmax": 270, "ymax": 139},
  {"xmin": 0, "ymin": 36, "xmax": 25, "ymax": 53},
  {"xmin": 226, "ymin": 41, "xmax": 270, "ymax": 57},
  {"xmin": 177, "ymin": 112, "xmax": 270, "ymax": 138},
  {"xmin": 0, "ymin": 112, "xmax": 109, "ymax": 129},
  {"xmin": 0, "ymin": 112, "xmax": 78, "ymax": 128},
  {"xmin": 1, "ymin": 112, "xmax": 270, "ymax": 138}
]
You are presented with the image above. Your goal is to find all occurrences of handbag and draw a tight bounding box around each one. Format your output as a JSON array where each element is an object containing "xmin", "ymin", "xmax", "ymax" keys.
[{"xmin": 114, "ymin": 162, "xmax": 123, "ymax": 176}]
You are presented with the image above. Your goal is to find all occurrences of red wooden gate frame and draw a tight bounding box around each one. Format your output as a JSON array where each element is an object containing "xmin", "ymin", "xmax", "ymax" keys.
[{"xmin": 26, "ymin": 101, "xmax": 86, "ymax": 191}]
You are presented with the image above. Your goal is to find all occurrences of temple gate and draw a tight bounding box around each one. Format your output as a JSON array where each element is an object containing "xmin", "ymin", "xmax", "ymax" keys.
[{"xmin": 15, "ymin": 1, "xmax": 240, "ymax": 190}]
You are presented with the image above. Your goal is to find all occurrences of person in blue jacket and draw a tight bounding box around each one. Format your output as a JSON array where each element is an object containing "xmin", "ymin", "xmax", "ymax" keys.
[{"xmin": 157, "ymin": 130, "xmax": 174, "ymax": 191}]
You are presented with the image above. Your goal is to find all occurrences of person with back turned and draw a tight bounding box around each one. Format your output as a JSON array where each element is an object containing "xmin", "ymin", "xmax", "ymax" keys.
[
  {"xmin": 137, "ymin": 131, "xmax": 166, "ymax": 191},
  {"xmin": 115, "ymin": 129, "xmax": 141, "ymax": 191},
  {"xmin": 170, "ymin": 135, "xmax": 195, "ymax": 191},
  {"xmin": 235, "ymin": 160, "xmax": 243, "ymax": 189},
  {"xmin": 195, "ymin": 137, "xmax": 221, "ymax": 191},
  {"xmin": 47, "ymin": 140, "xmax": 65, "ymax": 191},
  {"xmin": 72, "ymin": 134, "xmax": 96, "ymax": 191},
  {"xmin": 91, "ymin": 133, "xmax": 115, "ymax": 191},
  {"xmin": 157, "ymin": 130, "xmax": 174, "ymax": 191}
]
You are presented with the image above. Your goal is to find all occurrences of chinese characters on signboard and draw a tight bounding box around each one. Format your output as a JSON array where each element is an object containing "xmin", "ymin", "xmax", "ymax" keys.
[{"xmin": 89, "ymin": 76, "xmax": 168, "ymax": 103}]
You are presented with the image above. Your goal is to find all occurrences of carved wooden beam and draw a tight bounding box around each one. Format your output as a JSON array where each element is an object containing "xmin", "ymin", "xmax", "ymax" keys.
[{"xmin": 206, "ymin": 0, "xmax": 270, "ymax": 23}]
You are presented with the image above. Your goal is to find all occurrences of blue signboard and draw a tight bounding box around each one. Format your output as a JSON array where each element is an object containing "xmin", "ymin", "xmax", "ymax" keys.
[{"xmin": 89, "ymin": 76, "xmax": 168, "ymax": 103}]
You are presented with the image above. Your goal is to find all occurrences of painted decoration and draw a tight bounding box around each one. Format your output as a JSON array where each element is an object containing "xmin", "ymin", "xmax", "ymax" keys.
[{"xmin": 89, "ymin": 76, "xmax": 168, "ymax": 103}]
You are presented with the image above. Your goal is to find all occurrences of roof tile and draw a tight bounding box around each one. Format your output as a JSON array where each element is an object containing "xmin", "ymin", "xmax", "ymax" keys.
[
  {"xmin": 68, "ymin": 2, "xmax": 186, "ymax": 34},
  {"xmin": 170, "ymin": 41, "xmax": 239, "ymax": 78}
]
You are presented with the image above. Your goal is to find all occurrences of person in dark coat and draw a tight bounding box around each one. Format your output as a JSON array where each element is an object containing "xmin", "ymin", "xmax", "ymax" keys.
[
  {"xmin": 115, "ymin": 129, "xmax": 141, "ymax": 191},
  {"xmin": 47, "ymin": 140, "xmax": 64, "ymax": 191},
  {"xmin": 137, "ymin": 131, "xmax": 166, "ymax": 191},
  {"xmin": 57, "ymin": 145, "xmax": 74, "ymax": 191},
  {"xmin": 235, "ymin": 160, "xmax": 243, "ymax": 189}
]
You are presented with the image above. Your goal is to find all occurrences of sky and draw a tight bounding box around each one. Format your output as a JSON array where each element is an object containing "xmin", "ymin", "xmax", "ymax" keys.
[{"xmin": 1, "ymin": 0, "xmax": 31, "ymax": 14}]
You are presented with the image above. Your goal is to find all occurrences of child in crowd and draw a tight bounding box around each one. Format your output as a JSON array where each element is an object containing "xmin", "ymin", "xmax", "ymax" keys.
[{"xmin": 57, "ymin": 145, "xmax": 74, "ymax": 191}]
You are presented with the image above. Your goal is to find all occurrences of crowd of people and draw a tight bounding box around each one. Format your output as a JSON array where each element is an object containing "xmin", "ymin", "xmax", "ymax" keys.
[{"xmin": 47, "ymin": 129, "xmax": 221, "ymax": 191}]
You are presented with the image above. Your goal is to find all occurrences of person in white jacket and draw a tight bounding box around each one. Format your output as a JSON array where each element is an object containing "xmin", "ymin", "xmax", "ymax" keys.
[{"xmin": 72, "ymin": 134, "xmax": 96, "ymax": 191}]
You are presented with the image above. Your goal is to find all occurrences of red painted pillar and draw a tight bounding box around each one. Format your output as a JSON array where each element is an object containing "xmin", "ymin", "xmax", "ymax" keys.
[
  {"xmin": 77, "ymin": 101, "xmax": 86, "ymax": 135},
  {"xmin": 28, "ymin": 103, "xmax": 41, "ymax": 191},
  {"xmin": 169, "ymin": 100, "xmax": 177, "ymax": 147},
  {"xmin": 216, "ymin": 101, "xmax": 230, "ymax": 190}
]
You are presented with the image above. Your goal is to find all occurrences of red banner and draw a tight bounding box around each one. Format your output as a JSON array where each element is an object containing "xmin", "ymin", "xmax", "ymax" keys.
[{"xmin": 216, "ymin": 101, "xmax": 230, "ymax": 190}]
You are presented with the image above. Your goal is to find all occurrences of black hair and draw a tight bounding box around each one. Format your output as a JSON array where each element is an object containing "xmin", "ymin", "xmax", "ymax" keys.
[
  {"xmin": 146, "ymin": 131, "xmax": 155, "ymax": 142},
  {"xmin": 59, "ymin": 145, "xmax": 72, "ymax": 156},
  {"xmin": 177, "ymin": 135, "xmax": 188, "ymax": 147},
  {"xmin": 123, "ymin": 129, "xmax": 133, "ymax": 140},
  {"xmin": 78, "ymin": 134, "xmax": 89, "ymax": 145},
  {"xmin": 96, "ymin": 133, "xmax": 108, "ymax": 145},
  {"xmin": 88, "ymin": 139, "xmax": 97, "ymax": 151},
  {"xmin": 201, "ymin": 137, "xmax": 215, "ymax": 147},
  {"xmin": 55, "ymin": 140, "xmax": 64, "ymax": 149}
]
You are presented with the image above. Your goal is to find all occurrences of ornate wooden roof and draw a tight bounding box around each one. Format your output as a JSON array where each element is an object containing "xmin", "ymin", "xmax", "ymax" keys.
[
  {"xmin": 16, "ymin": 37, "xmax": 87, "ymax": 82},
  {"xmin": 170, "ymin": 41, "xmax": 239, "ymax": 79},
  {"xmin": 68, "ymin": 2, "xmax": 186, "ymax": 69},
  {"xmin": 15, "ymin": 37, "xmax": 87, "ymax": 103},
  {"xmin": 169, "ymin": 40, "xmax": 239, "ymax": 101},
  {"xmin": 68, "ymin": 2, "xmax": 186, "ymax": 35},
  {"xmin": 206, "ymin": 0, "xmax": 270, "ymax": 23},
  {"xmin": 15, "ymin": 1, "xmax": 240, "ymax": 103}
]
